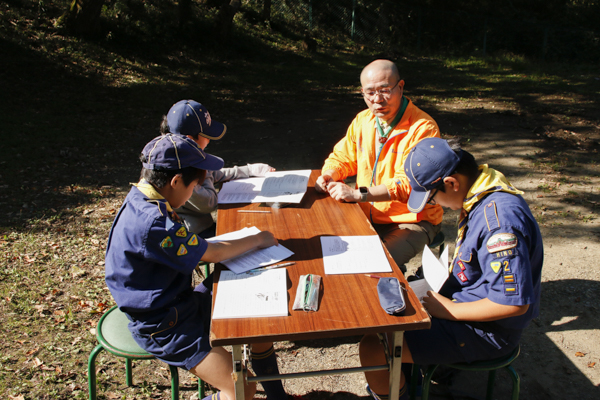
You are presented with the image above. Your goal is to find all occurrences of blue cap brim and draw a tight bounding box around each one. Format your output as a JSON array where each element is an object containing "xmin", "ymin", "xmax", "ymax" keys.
[
  {"xmin": 192, "ymin": 153, "xmax": 224, "ymax": 171},
  {"xmin": 407, "ymin": 188, "xmax": 430, "ymax": 214}
]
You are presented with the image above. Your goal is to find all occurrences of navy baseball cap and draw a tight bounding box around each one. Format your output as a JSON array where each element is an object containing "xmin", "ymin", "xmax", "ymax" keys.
[
  {"xmin": 141, "ymin": 133, "xmax": 224, "ymax": 171},
  {"xmin": 167, "ymin": 100, "xmax": 227, "ymax": 140},
  {"xmin": 404, "ymin": 137, "xmax": 462, "ymax": 213}
]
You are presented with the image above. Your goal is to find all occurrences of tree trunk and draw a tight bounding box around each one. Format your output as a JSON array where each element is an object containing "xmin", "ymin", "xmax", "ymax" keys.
[
  {"xmin": 60, "ymin": 0, "xmax": 106, "ymax": 36},
  {"xmin": 218, "ymin": 0, "xmax": 241, "ymax": 43},
  {"xmin": 178, "ymin": 0, "xmax": 193, "ymax": 29},
  {"xmin": 263, "ymin": 0, "xmax": 272, "ymax": 22}
]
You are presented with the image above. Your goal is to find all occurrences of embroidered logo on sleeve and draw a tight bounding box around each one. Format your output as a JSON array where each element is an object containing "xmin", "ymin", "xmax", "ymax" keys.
[
  {"xmin": 177, "ymin": 244, "xmax": 188, "ymax": 256},
  {"xmin": 176, "ymin": 226, "xmax": 187, "ymax": 237},
  {"xmin": 490, "ymin": 261, "xmax": 501, "ymax": 274},
  {"xmin": 187, "ymin": 234, "xmax": 199, "ymax": 246},
  {"xmin": 486, "ymin": 233, "xmax": 517, "ymax": 253},
  {"xmin": 457, "ymin": 260, "xmax": 467, "ymax": 271},
  {"xmin": 160, "ymin": 236, "xmax": 173, "ymax": 248},
  {"xmin": 457, "ymin": 271, "xmax": 468, "ymax": 282},
  {"xmin": 503, "ymin": 274, "xmax": 517, "ymax": 284}
]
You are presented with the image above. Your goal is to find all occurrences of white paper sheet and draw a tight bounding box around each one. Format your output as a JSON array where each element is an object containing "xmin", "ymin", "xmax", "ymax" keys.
[
  {"xmin": 321, "ymin": 235, "xmax": 393, "ymax": 275},
  {"xmin": 206, "ymin": 227, "xmax": 294, "ymax": 274},
  {"xmin": 217, "ymin": 170, "xmax": 311, "ymax": 204},
  {"xmin": 409, "ymin": 245, "xmax": 449, "ymax": 301},
  {"xmin": 212, "ymin": 269, "xmax": 289, "ymax": 319}
]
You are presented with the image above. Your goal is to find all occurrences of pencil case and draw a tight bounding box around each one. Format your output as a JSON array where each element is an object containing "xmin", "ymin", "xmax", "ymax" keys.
[
  {"xmin": 293, "ymin": 274, "xmax": 321, "ymax": 312},
  {"xmin": 377, "ymin": 277, "xmax": 406, "ymax": 316}
]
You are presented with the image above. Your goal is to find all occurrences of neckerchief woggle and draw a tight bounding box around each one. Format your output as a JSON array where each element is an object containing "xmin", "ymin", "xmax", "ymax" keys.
[
  {"xmin": 370, "ymin": 96, "xmax": 409, "ymax": 189},
  {"xmin": 452, "ymin": 165, "xmax": 524, "ymax": 271}
]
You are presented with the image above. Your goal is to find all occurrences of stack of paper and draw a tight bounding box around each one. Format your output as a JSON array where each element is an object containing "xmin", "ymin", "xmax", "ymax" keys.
[
  {"xmin": 212, "ymin": 269, "xmax": 289, "ymax": 319},
  {"xmin": 217, "ymin": 170, "xmax": 311, "ymax": 204},
  {"xmin": 207, "ymin": 227, "xmax": 294, "ymax": 274},
  {"xmin": 409, "ymin": 245, "xmax": 449, "ymax": 301},
  {"xmin": 320, "ymin": 235, "xmax": 393, "ymax": 275}
]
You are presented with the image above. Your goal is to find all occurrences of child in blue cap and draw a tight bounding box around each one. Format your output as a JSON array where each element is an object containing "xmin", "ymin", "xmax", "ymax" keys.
[
  {"xmin": 161, "ymin": 99, "xmax": 275, "ymax": 238},
  {"xmin": 105, "ymin": 133, "xmax": 289, "ymax": 400},
  {"xmin": 359, "ymin": 137, "xmax": 543, "ymax": 400}
]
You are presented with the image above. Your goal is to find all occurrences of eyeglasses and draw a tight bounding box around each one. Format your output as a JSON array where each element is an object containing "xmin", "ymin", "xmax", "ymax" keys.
[
  {"xmin": 362, "ymin": 80, "xmax": 400, "ymax": 100},
  {"xmin": 427, "ymin": 189, "xmax": 438, "ymax": 205}
]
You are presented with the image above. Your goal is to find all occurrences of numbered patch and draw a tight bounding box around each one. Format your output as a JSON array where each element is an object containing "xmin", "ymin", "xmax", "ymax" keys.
[
  {"xmin": 486, "ymin": 233, "xmax": 517, "ymax": 253},
  {"xmin": 490, "ymin": 261, "xmax": 501, "ymax": 274},
  {"xmin": 187, "ymin": 234, "xmax": 199, "ymax": 246},
  {"xmin": 177, "ymin": 244, "xmax": 188, "ymax": 256},
  {"xmin": 176, "ymin": 226, "xmax": 187, "ymax": 237},
  {"xmin": 160, "ymin": 236, "xmax": 173, "ymax": 248}
]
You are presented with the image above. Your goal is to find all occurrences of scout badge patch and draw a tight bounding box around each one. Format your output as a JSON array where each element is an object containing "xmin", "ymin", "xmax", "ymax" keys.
[{"xmin": 486, "ymin": 233, "xmax": 517, "ymax": 253}]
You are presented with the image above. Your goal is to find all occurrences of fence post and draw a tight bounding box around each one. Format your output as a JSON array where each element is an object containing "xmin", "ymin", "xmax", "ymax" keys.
[
  {"xmin": 542, "ymin": 26, "xmax": 549, "ymax": 59},
  {"xmin": 482, "ymin": 18, "xmax": 487, "ymax": 57},
  {"xmin": 351, "ymin": 0, "xmax": 356, "ymax": 40},
  {"xmin": 308, "ymin": 0, "xmax": 313, "ymax": 31},
  {"xmin": 417, "ymin": 8, "xmax": 422, "ymax": 51}
]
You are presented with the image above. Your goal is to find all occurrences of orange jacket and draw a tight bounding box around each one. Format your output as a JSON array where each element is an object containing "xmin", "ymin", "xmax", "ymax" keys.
[{"xmin": 322, "ymin": 99, "xmax": 443, "ymax": 225}]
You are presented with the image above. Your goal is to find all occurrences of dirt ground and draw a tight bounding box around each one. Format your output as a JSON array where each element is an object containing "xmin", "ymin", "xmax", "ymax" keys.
[{"xmin": 194, "ymin": 92, "xmax": 600, "ymax": 400}]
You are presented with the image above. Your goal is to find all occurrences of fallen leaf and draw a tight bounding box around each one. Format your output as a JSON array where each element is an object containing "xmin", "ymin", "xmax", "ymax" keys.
[
  {"xmin": 33, "ymin": 357, "xmax": 43, "ymax": 367},
  {"xmin": 71, "ymin": 337, "xmax": 82, "ymax": 346},
  {"xmin": 8, "ymin": 395, "xmax": 25, "ymax": 400},
  {"xmin": 25, "ymin": 348, "xmax": 39, "ymax": 356},
  {"xmin": 588, "ymin": 362, "xmax": 596, "ymax": 368},
  {"xmin": 575, "ymin": 351, "xmax": 585, "ymax": 357}
]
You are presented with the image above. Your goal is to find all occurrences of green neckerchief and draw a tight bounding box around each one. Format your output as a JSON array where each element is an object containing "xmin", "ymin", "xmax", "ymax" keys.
[
  {"xmin": 375, "ymin": 96, "xmax": 409, "ymax": 150},
  {"xmin": 452, "ymin": 164, "xmax": 524, "ymax": 265}
]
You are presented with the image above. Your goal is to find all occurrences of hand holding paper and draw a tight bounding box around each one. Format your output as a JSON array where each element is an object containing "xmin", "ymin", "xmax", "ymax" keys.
[{"xmin": 408, "ymin": 245, "xmax": 449, "ymax": 301}]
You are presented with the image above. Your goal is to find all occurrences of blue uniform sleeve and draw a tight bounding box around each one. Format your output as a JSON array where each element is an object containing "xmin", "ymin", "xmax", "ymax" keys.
[{"xmin": 145, "ymin": 215, "xmax": 208, "ymax": 275}]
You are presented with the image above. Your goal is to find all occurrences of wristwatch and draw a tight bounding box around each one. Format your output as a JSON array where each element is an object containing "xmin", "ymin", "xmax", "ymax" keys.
[{"xmin": 359, "ymin": 186, "xmax": 368, "ymax": 203}]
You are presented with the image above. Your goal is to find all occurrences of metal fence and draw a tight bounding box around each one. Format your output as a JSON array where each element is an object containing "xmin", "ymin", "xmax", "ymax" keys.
[{"xmin": 245, "ymin": 0, "xmax": 600, "ymax": 62}]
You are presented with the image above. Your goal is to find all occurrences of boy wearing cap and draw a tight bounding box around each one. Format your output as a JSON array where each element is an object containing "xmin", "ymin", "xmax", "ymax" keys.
[
  {"xmin": 105, "ymin": 134, "xmax": 287, "ymax": 400},
  {"xmin": 358, "ymin": 138, "xmax": 543, "ymax": 400},
  {"xmin": 162, "ymin": 99, "xmax": 275, "ymax": 237}
]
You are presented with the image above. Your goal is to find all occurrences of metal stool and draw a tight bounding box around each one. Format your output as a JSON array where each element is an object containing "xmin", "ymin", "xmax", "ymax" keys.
[
  {"xmin": 412, "ymin": 344, "xmax": 521, "ymax": 400},
  {"xmin": 87, "ymin": 306, "xmax": 205, "ymax": 400}
]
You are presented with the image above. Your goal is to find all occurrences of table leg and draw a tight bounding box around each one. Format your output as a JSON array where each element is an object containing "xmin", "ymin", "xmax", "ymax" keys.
[
  {"xmin": 388, "ymin": 331, "xmax": 404, "ymax": 400},
  {"xmin": 232, "ymin": 345, "xmax": 245, "ymax": 400}
]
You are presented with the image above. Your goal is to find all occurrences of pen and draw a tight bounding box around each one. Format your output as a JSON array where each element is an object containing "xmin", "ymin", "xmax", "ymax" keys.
[
  {"xmin": 249, "ymin": 262, "xmax": 296, "ymax": 272},
  {"xmin": 237, "ymin": 210, "xmax": 271, "ymax": 213},
  {"xmin": 364, "ymin": 274, "xmax": 384, "ymax": 279}
]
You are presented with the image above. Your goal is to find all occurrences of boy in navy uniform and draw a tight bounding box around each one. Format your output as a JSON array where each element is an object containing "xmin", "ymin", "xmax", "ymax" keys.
[
  {"xmin": 359, "ymin": 137, "xmax": 543, "ymax": 399},
  {"xmin": 105, "ymin": 134, "xmax": 290, "ymax": 400}
]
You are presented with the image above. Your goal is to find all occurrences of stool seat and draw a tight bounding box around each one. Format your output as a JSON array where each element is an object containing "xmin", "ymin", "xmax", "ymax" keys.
[
  {"xmin": 88, "ymin": 306, "xmax": 205, "ymax": 400},
  {"xmin": 97, "ymin": 306, "xmax": 153, "ymax": 358}
]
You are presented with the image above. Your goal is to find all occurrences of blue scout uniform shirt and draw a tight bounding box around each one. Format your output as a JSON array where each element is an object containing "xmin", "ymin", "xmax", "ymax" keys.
[
  {"xmin": 440, "ymin": 166, "xmax": 543, "ymax": 331},
  {"xmin": 105, "ymin": 184, "xmax": 208, "ymax": 316}
]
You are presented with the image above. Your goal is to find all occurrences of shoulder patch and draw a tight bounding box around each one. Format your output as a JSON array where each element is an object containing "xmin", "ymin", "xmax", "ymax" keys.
[
  {"xmin": 160, "ymin": 236, "xmax": 173, "ymax": 248},
  {"xmin": 490, "ymin": 261, "xmax": 501, "ymax": 274},
  {"xmin": 483, "ymin": 201, "xmax": 500, "ymax": 231},
  {"xmin": 187, "ymin": 234, "xmax": 199, "ymax": 246},
  {"xmin": 177, "ymin": 244, "xmax": 188, "ymax": 256},
  {"xmin": 176, "ymin": 226, "xmax": 187, "ymax": 237},
  {"xmin": 486, "ymin": 233, "xmax": 517, "ymax": 253}
]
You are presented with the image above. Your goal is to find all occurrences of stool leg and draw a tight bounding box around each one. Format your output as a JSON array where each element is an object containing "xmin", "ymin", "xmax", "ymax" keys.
[
  {"xmin": 88, "ymin": 344, "xmax": 104, "ymax": 400},
  {"xmin": 506, "ymin": 365, "xmax": 520, "ymax": 400},
  {"xmin": 485, "ymin": 370, "xmax": 497, "ymax": 400},
  {"xmin": 198, "ymin": 377, "xmax": 205, "ymax": 398},
  {"xmin": 125, "ymin": 358, "xmax": 133, "ymax": 386},
  {"xmin": 420, "ymin": 365, "xmax": 438, "ymax": 400},
  {"xmin": 169, "ymin": 365, "xmax": 179, "ymax": 400},
  {"xmin": 409, "ymin": 364, "xmax": 420, "ymax": 400}
]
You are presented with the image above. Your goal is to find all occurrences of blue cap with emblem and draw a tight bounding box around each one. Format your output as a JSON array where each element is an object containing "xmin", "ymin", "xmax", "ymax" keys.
[
  {"xmin": 167, "ymin": 100, "xmax": 227, "ymax": 140},
  {"xmin": 141, "ymin": 133, "xmax": 224, "ymax": 171},
  {"xmin": 404, "ymin": 137, "xmax": 462, "ymax": 213}
]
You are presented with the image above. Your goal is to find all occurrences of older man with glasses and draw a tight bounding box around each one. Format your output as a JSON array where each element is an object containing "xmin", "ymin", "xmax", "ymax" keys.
[{"xmin": 315, "ymin": 59, "xmax": 443, "ymax": 271}]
